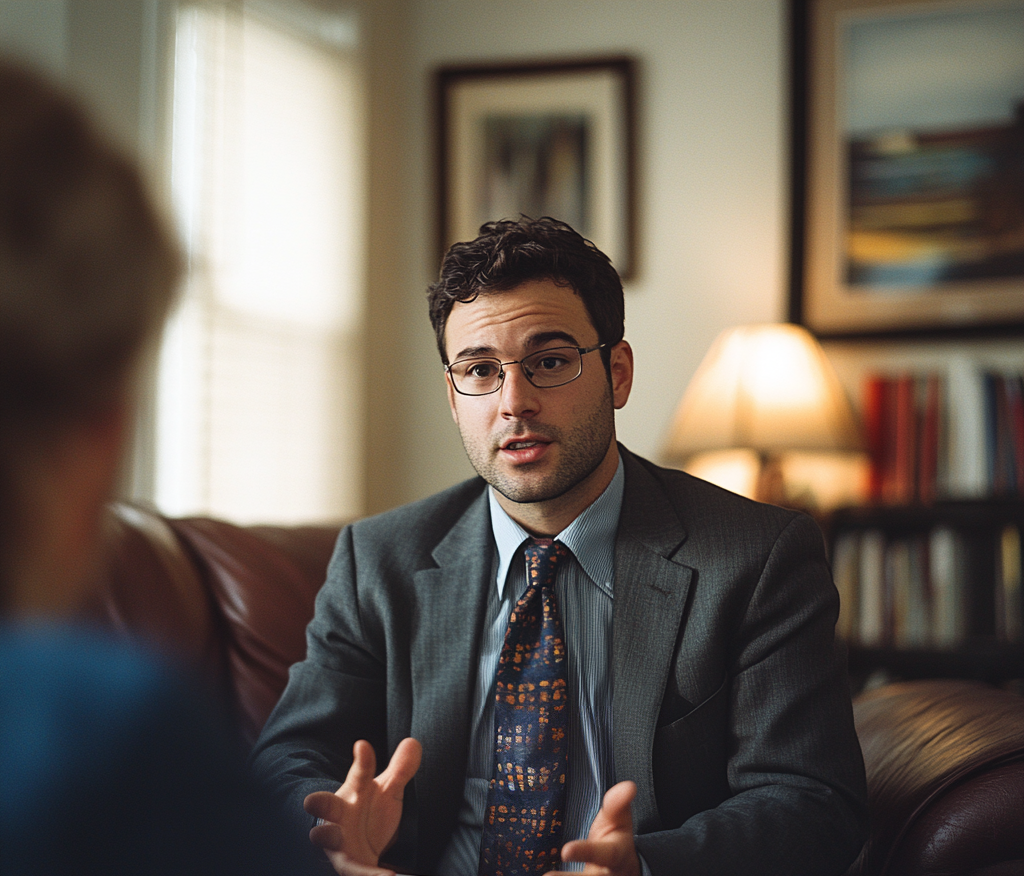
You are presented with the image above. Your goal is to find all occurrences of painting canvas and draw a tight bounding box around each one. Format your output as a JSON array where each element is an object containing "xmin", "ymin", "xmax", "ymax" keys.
[
  {"xmin": 846, "ymin": 5, "xmax": 1024, "ymax": 288},
  {"xmin": 793, "ymin": 0, "xmax": 1024, "ymax": 336},
  {"xmin": 480, "ymin": 113, "xmax": 590, "ymax": 237},
  {"xmin": 438, "ymin": 58, "xmax": 635, "ymax": 278}
]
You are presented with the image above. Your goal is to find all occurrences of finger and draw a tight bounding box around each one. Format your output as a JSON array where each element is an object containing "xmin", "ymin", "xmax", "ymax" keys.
[
  {"xmin": 309, "ymin": 820, "xmax": 346, "ymax": 852},
  {"xmin": 323, "ymin": 849, "xmax": 397, "ymax": 876},
  {"xmin": 305, "ymin": 789, "xmax": 345, "ymax": 822},
  {"xmin": 560, "ymin": 838, "xmax": 616, "ymax": 865},
  {"xmin": 346, "ymin": 739, "xmax": 378, "ymax": 790},
  {"xmin": 376, "ymin": 737, "xmax": 422, "ymax": 797}
]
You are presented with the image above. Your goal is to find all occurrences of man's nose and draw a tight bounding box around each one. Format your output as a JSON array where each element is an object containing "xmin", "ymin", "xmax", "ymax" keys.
[{"xmin": 498, "ymin": 362, "xmax": 539, "ymax": 419}]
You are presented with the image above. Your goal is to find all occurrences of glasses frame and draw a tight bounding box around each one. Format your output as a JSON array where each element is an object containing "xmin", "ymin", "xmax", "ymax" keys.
[{"xmin": 446, "ymin": 343, "xmax": 607, "ymax": 396}]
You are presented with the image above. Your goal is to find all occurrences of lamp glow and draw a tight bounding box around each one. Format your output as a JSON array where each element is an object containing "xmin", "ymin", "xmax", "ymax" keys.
[{"xmin": 663, "ymin": 323, "xmax": 864, "ymax": 505}]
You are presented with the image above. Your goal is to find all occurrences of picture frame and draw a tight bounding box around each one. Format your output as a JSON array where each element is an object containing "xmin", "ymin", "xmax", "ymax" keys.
[
  {"xmin": 790, "ymin": 0, "xmax": 1024, "ymax": 338},
  {"xmin": 436, "ymin": 57, "xmax": 637, "ymax": 279}
]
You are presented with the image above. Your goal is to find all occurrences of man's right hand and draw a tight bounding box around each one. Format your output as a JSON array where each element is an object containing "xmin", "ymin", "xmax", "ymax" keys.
[{"xmin": 304, "ymin": 737, "xmax": 422, "ymax": 876}]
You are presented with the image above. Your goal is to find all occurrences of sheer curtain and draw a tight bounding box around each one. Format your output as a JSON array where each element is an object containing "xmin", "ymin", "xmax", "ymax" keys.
[{"xmin": 156, "ymin": 1, "xmax": 364, "ymax": 524}]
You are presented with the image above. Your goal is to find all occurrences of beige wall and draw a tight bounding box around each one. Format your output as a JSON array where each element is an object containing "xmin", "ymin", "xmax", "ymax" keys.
[
  {"xmin": 380, "ymin": 0, "xmax": 1024, "ymax": 510},
  {"xmin": 5, "ymin": 0, "xmax": 1021, "ymax": 516},
  {"xmin": 392, "ymin": 0, "xmax": 791, "ymax": 506}
]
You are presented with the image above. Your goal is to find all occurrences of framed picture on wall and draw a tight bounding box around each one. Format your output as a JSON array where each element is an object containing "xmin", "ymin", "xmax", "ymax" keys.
[
  {"xmin": 790, "ymin": 0, "xmax": 1024, "ymax": 337},
  {"xmin": 436, "ymin": 57, "xmax": 637, "ymax": 278}
]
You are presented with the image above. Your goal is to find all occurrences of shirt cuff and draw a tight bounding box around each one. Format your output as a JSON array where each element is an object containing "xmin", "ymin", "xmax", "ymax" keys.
[{"xmin": 637, "ymin": 845, "xmax": 653, "ymax": 876}]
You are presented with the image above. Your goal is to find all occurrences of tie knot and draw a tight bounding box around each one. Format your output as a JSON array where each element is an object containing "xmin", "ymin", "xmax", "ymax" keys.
[{"xmin": 525, "ymin": 539, "xmax": 567, "ymax": 586}]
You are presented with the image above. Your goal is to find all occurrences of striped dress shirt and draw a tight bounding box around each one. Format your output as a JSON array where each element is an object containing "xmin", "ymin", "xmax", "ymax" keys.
[{"xmin": 437, "ymin": 455, "xmax": 624, "ymax": 875}]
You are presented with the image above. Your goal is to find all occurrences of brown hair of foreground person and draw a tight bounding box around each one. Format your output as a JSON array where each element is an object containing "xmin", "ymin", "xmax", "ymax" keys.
[{"xmin": 0, "ymin": 58, "xmax": 181, "ymax": 609}]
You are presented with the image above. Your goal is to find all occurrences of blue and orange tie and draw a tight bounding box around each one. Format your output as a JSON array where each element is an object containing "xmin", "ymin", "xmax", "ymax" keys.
[{"xmin": 478, "ymin": 538, "xmax": 570, "ymax": 876}]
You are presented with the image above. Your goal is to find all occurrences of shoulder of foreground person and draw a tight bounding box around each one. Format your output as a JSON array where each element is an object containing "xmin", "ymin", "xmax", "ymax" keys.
[{"xmin": 0, "ymin": 621, "xmax": 321, "ymax": 876}]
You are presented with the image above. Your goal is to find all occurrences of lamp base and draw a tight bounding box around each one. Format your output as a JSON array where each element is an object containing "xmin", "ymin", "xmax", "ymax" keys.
[{"xmin": 754, "ymin": 453, "xmax": 786, "ymax": 506}]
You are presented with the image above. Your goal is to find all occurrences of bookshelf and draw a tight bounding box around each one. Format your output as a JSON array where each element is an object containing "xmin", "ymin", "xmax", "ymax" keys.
[{"xmin": 826, "ymin": 499, "xmax": 1024, "ymax": 691}]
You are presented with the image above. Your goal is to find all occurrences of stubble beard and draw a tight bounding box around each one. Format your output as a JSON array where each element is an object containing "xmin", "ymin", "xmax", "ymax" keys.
[{"xmin": 459, "ymin": 383, "xmax": 616, "ymax": 506}]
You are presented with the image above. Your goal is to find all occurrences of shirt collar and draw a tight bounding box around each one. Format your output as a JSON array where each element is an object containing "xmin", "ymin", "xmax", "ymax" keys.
[{"xmin": 488, "ymin": 452, "xmax": 624, "ymax": 599}]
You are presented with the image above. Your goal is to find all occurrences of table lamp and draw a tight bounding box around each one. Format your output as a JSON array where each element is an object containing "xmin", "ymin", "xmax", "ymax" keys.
[{"xmin": 662, "ymin": 323, "xmax": 863, "ymax": 506}]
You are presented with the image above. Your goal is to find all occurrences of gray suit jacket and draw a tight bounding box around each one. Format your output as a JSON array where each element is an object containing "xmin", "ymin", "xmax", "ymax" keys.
[{"xmin": 252, "ymin": 448, "xmax": 868, "ymax": 876}]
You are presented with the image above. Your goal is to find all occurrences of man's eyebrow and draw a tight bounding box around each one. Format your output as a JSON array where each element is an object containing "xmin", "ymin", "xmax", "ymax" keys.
[
  {"xmin": 451, "ymin": 331, "xmax": 581, "ymax": 362},
  {"xmin": 451, "ymin": 344, "xmax": 497, "ymax": 361},
  {"xmin": 526, "ymin": 330, "xmax": 580, "ymax": 349}
]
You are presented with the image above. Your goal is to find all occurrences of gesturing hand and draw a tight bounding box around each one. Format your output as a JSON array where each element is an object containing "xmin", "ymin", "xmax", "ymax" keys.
[
  {"xmin": 303, "ymin": 737, "xmax": 422, "ymax": 876},
  {"xmin": 550, "ymin": 781, "xmax": 641, "ymax": 876}
]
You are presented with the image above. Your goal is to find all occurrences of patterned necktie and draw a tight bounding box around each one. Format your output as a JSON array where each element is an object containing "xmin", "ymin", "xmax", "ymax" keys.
[{"xmin": 479, "ymin": 538, "xmax": 570, "ymax": 876}]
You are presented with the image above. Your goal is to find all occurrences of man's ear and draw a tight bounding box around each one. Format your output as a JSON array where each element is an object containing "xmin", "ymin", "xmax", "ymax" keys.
[{"xmin": 609, "ymin": 340, "xmax": 634, "ymax": 410}]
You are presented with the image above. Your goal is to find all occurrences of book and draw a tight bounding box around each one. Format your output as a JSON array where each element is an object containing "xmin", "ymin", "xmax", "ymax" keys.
[
  {"xmin": 862, "ymin": 374, "xmax": 888, "ymax": 503},
  {"xmin": 859, "ymin": 529, "xmax": 886, "ymax": 646},
  {"xmin": 946, "ymin": 356, "xmax": 987, "ymax": 498},
  {"xmin": 998, "ymin": 524, "xmax": 1022, "ymax": 643},
  {"xmin": 918, "ymin": 373, "xmax": 942, "ymax": 504},
  {"xmin": 831, "ymin": 530, "xmax": 861, "ymax": 642},
  {"xmin": 892, "ymin": 374, "xmax": 917, "ymax": 504},
  {"xmin": 930, "ymin": 526, "xmax": 968, "ymax": 647}
]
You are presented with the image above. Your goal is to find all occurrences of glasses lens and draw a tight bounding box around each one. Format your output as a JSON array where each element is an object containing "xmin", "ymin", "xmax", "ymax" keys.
[
  {"xmin": 521, "ymin": 347, "xmax": 582, "ymax": 387},
  {"xmin": 450, "ymin": 358, "xmax": 502, "ymax": 394}
]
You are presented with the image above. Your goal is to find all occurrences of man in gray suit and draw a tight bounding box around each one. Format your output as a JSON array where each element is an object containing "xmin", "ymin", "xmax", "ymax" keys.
[{"xmin": 251, "ymin": 217, "xmax": 868, "ymax": 876}]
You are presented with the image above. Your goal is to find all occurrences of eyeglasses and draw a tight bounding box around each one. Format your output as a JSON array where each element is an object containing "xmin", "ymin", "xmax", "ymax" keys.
[{"xmin": 446, "ymin": 343, "xmax": 606, "ymax": 396}]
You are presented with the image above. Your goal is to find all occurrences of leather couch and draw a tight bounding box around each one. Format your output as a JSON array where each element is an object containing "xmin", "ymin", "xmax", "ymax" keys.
[
  {"xmin": 80, "ymin": 502, "xmax": 1024, "ymax": 874},
  {"xmin": 844, "ymin": 679, "xmax": 1024, "ymax": 876},
  {"xmin": 81, "ymin": 502, "xmax": 338, "ymax": 748}
]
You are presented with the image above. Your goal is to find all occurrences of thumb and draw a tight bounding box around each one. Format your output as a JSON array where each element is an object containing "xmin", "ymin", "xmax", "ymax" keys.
[
  {"xmin": 590, "ymin": 781, "xmax": 636, "ymax": 838},
  {"xmin": 376, "ymin": 737, "xmax": 422, "ymax": 797}
]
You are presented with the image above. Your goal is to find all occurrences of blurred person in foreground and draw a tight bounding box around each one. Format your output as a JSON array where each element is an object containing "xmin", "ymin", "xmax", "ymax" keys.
[{"xmin": 0, "ymin": 58, "xmax": 314, "ymax": 875}]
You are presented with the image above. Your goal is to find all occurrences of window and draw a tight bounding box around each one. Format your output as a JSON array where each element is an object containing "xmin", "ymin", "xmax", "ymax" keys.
[{"xmin": 157, "ymin": 1, "xmax": 364, "ymax": 524}]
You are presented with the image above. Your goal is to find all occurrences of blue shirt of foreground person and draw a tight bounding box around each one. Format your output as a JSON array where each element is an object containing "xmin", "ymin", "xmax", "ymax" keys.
[{"xmin": 252, "ymin": 217, "xmax": 869, "ymax": 876}]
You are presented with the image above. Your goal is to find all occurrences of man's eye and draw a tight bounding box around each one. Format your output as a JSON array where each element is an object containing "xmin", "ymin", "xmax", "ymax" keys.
[
  {"xmin": 535, "ymin": 354, "xmax": 571, "ymax": 371},
  {"xmin": 465, "ymin": 362, "xmax": 498, "ymax": 379}
]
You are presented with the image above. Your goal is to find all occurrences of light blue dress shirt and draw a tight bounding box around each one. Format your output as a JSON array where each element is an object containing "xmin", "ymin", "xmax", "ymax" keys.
[{"xmin": 437, "ymin": 456, "xmax": 624, "ymax": 875}]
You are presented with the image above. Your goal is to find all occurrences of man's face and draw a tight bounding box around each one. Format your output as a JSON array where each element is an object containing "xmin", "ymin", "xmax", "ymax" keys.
[{"xmin": 444, "ymin": 278, "xmax": 632, "ymax": 528}]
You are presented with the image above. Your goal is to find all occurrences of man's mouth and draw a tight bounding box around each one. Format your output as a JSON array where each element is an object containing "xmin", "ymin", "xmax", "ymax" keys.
[
  {"xmin": 498, "ymin": 435, "xmax": 552, "ymax": 463},
  {"xmin": 506, "ymin": 440, "xmax": 541, "ymax": 451}
]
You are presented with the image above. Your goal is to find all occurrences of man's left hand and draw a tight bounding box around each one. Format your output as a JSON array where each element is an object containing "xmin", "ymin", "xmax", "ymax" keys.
[{"xmin": 550, "ymin": 781, "xmax": 641, "ymax": 876}]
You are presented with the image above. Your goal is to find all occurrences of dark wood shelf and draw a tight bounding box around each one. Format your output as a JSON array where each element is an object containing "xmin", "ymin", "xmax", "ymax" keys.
[
  {"xmin": 848, "ymin": 640, "xmax": 1024, "ymax": 687},
  {"xmin": 827, "ymin": 497, "xmax": 1024, "ymax": 538},
  {"xmin": 829, "ymin": 500, "xmax": 1024, "ymax": 690}
]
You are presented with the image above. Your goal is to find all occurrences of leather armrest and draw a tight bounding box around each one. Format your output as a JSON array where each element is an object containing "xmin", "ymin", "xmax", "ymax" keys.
[{"xmin": 847, "ymin": 679, "xmax": 1024, "ymax": 876}]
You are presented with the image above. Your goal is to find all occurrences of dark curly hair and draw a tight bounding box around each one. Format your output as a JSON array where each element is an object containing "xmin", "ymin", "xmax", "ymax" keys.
[{"xmin": 427, "ymin": 217, "xmax": 624, "ymax": 367}]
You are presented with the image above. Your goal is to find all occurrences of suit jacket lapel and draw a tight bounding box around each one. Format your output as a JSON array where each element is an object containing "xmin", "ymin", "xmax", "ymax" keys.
[
  {"xmin": 612, "ymin": 451, "xmax": 693, "ymax": 833},
  {"xmin": 409, "ymin": 485, "xmax": 493, "ymax": 869}
]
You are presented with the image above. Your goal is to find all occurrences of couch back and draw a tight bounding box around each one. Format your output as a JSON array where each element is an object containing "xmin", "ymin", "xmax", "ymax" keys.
[
  {"xmin": 80, "ymin": 502, "xmax": 338, "ymax": 747},
  {"xmin": 79, "ymin": 503, "xmax": 1024, "ymax": 875}
]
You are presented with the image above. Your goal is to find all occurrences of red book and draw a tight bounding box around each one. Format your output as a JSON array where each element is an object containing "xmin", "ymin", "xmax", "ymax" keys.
[
  {"xmin": 893, "ymin": 373, "xmax": 916, "ymax": 505},
  {"xmin": 862, "ymin": 375, "xmax": 888, "ymax": 503},
  {"xmin": 918, "ymin": 373, "xmax": 941, "ymax": 505}
]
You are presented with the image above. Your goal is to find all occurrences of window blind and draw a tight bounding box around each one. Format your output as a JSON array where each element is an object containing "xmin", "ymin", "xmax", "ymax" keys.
[{"xmin": 156, "ymin": 1, "xmax": 364, "ymax": 524}]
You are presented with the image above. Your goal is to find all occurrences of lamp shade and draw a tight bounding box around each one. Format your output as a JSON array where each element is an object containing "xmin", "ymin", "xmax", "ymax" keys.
[{"xmin": 663, "ymin": 323, "xmax": 862, "ymax": 462}]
